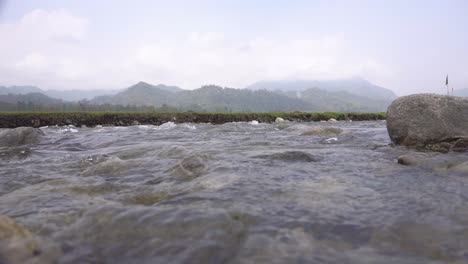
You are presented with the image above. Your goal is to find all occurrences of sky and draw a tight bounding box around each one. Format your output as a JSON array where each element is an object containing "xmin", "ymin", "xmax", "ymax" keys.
[{"xmin": 0, "ymin": 0, "xmax": 467, "ymax": 95}]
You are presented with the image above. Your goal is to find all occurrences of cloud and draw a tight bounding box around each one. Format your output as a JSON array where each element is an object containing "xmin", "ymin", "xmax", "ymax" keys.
[
  {"xmin": 129, "ymin": 32, "xmax": 393, "ymax": 89},
  {"xmin": 0, "ymin": 9, "xmax": 392, "ymax": 90},
  {"xmin": 0, "ymin": 9, "xmax": 90, "ymax": 87}
]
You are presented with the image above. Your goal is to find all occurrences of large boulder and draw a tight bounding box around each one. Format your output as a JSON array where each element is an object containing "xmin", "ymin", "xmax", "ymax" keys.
[
  {"xmin": 0, "ymin": 127, "xmax": 44, "ymax": 147},
  {"xmin": 387, "ymin": 94, "xmax": 468, "ymax": 151}
]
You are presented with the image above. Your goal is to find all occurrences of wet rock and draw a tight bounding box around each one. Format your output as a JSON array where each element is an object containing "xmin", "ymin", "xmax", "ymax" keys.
[
  {"xmin": 328, "ymin": 118, "xmax": 337, "ymax": 122},
  {"xmin": 0, "ymin": 127, "xmax": 44, "ymax": 147},
  {"xmin": 451, "ymin": 138, "xmax": 468, "ymax": 152},
  {"xmin": 253, "ymin": 151, "xmax": 322, "ymax": 162},
  {"xmin": 397, "ymin": 153, "xmax": 436, "ymax": 166},
  {"xmin": 396, "ymin": 152, "xmax": 468, "ymax": 172},
  {"xmin": 424, "ymin": 142, "xmax": 451, "ymax": 153},
  {"xmin": 56, "ymin": 206, "xmax": 245, "ymax": 263},
  {"xmin": 171, "ymin": 154, "xmax": 209, "ymax": 179},
  {"xmin": 387, "ymin": 94, "xmax": 468, "ymax": 151},
  {"xmin": 301, "ymin": 126, "xmax": 343, "ymax": 136}
]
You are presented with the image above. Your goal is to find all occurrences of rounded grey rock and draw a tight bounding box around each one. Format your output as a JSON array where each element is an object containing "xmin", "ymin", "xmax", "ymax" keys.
[{"xmin": 387, "ymin": 94, "xmax": 468, "ymax": 150}]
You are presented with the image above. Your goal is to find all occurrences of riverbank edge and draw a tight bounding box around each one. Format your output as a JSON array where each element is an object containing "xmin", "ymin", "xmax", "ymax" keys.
[{"xmin": 0, "ymin": 112, "xmax": 386, "ymax": 128}]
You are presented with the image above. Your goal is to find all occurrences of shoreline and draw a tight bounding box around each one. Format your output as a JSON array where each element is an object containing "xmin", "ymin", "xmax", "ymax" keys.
[{"xmin": 0, "ymin": 112, "xmax": 386, "ymax": 128}]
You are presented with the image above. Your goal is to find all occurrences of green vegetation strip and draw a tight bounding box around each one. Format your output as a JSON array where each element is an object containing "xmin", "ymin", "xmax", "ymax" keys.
[{"xmin": 0, "ymin": 112, "xmax": 386, "ymax": 128}]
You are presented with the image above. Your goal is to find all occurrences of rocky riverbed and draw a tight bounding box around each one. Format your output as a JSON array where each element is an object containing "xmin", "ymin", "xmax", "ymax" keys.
[{"xmin": 1, "ymin": 121, "xmax": 468, "ymax": 263}]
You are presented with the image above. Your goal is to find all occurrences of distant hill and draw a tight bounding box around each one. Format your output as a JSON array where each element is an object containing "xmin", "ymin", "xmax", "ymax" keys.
[
  {"xmin": 92, "ymin": 83, "xmax": 308, "ymax": 112},
  {"xmin": 1, "ymin": 78, "xmax": 397, "ymax": 112},
  {"xmin": 92, "ymin": 81, "xmax": 392, "ymax": 112},
  {"xmin": 91, "ymin": 82, "xmax": 177, "ymax": 106},
  {"xmin": 246, "ymin": 78, "xmax": 397, "ymax": 101},
  {"xmin": 0, "ymin": 92, "xmax": 63, "ymax": 106},
  {"xmin": 0, "ymin": 85, "xmax": 120, "ymax": 101},
  {"xmin": 0, "ymin": 85, "xmax": 42, "ymax": 95},
  {"xmin": 174, "ymin": 85, "xmax": 309, "ymax": 112},
  {"xmin": 294, "ymin": 88, "xmax": 393, "ymax": 112},
  {"xmin": 44, "ymin": 89, "xmax": 120, "ymax": 101},
  {"xmin": 151, "ymin": 83, "xmax": 183, "ymax": 93}
]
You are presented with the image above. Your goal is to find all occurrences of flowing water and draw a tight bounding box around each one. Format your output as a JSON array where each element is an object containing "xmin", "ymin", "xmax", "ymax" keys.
[{"xmin": 1, "ymin": 121, "xmax": 468, "ymax": 264}]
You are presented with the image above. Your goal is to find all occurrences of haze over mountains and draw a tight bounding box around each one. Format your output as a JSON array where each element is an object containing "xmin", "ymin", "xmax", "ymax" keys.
[
  {"xmin": 0, "ymin": 85, "xmax": 120, "ymax": 101},
  {"xmin": 247, "ymin": 78, "xmax": 397, "ymax": 100},
  {"xmin": 0, "ymin": 78, "xmax": 397, "ymax": 112}
]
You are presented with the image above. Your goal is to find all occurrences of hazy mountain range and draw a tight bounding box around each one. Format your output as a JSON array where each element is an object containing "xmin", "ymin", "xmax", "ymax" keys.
[
  {"xmin": 0, "ymin": 85, "xmax": 120, "ymax": 101},
  {"xmin": 0, "ymin": 78, "xmax": 398, "ymax": 112},
  {"xmin": 247, "ymin": 78, "xmax": 396, "ymax": 100}
]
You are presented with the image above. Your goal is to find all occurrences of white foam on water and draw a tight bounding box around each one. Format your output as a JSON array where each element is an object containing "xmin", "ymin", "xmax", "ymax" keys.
[
  {"xmin": 96, "ymin": 125, "xmax": 103, "ymax": 128},
  {"xmin": 59, "ymin": 127, "xmax": 79, "ymax": 133},
  {"xmin": 138, "ymin": 125, "xmax": 151, "ymax": 129},
  {"xmin": 250, "ymin": 120, "xmax": 259, "ymax": 125},
  {"xmin": 324, "ymin": 137, "xmax": 338, "ymax": 143},
  {"xmin": 182, "ymin": 124, "xmax": 196, "ymax": 130},
  {"xmin": 153, "ymin": 121, "xmax": 177, "ymax": 130},
  {"xmin": 275, "ymin": 117, "xmax": 285, "ymax": 123}
]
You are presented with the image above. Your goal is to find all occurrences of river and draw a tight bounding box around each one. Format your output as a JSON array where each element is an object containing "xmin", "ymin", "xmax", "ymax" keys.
[{"xmin": 1, "ymin": 121, "xmax": 467, "ymax": 263}]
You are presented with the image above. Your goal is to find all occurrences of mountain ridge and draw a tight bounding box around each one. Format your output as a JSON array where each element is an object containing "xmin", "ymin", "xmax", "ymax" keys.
[
  {"xmin": 1, "ymin": 78, "xmax": 397, "ymax": 112},
  {"xmin": 246, "ymin": 78, "xmax": 397, "ymax": 100}
]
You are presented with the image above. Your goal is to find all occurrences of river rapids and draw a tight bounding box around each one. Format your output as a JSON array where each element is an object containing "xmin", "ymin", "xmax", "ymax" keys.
[{"xmin": 1, "ymin": 121, "xmax": 468, "ymax": 263}]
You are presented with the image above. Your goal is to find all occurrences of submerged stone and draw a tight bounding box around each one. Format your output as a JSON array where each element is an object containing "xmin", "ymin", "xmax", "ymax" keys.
[
  {"xmin": 0, "ymin": 127, "xmax": 44, "ymax": 147},
  {"xmin": 0, "ymin": 215, "xmax": 34, "ymax": 241},
  {"xmin": 448, "ymin": 161, "xmax": 468, "ymax": 173},
  {"xmin": 397, "ymin": 153, "xmax": 435, "ymax": 166},
  {"xmin": 81, "ymin": 157, "xmax": 136, "ymax": 176},
  {"xmin": 171, "ymin": 154, "xmax": 209, "ymax": 179},
  {"xmin": 0, "ymin": 214, "xmax": 55, "ymax": 264},
  {"xmin": 0, "ymin": 147, "xmax": 31, "ymax": 160},
  {"xmin": 301, "ymin": 126, "xmax": 343, "ymax": 136},
  {"xmin": 253, "ymin": 151, "xmax": 322, "ymax": 162},
  {"xmin": 128, "ymin": 192, "xmax": 168, "ymax": 205},
  {"xmin": 370, "ymin": 222, "xmax": 468, "ymax": 262}
]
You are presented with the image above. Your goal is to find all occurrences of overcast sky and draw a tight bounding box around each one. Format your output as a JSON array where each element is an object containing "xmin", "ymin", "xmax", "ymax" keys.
[{"xmin": 0, "ymin": 0, "xmax": 467, "ymax": 95}]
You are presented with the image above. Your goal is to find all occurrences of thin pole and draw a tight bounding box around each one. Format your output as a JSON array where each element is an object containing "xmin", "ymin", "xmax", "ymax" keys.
[{"xmin": 446, "ymin": 75, "xmax": 449, "ymax": 95}]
